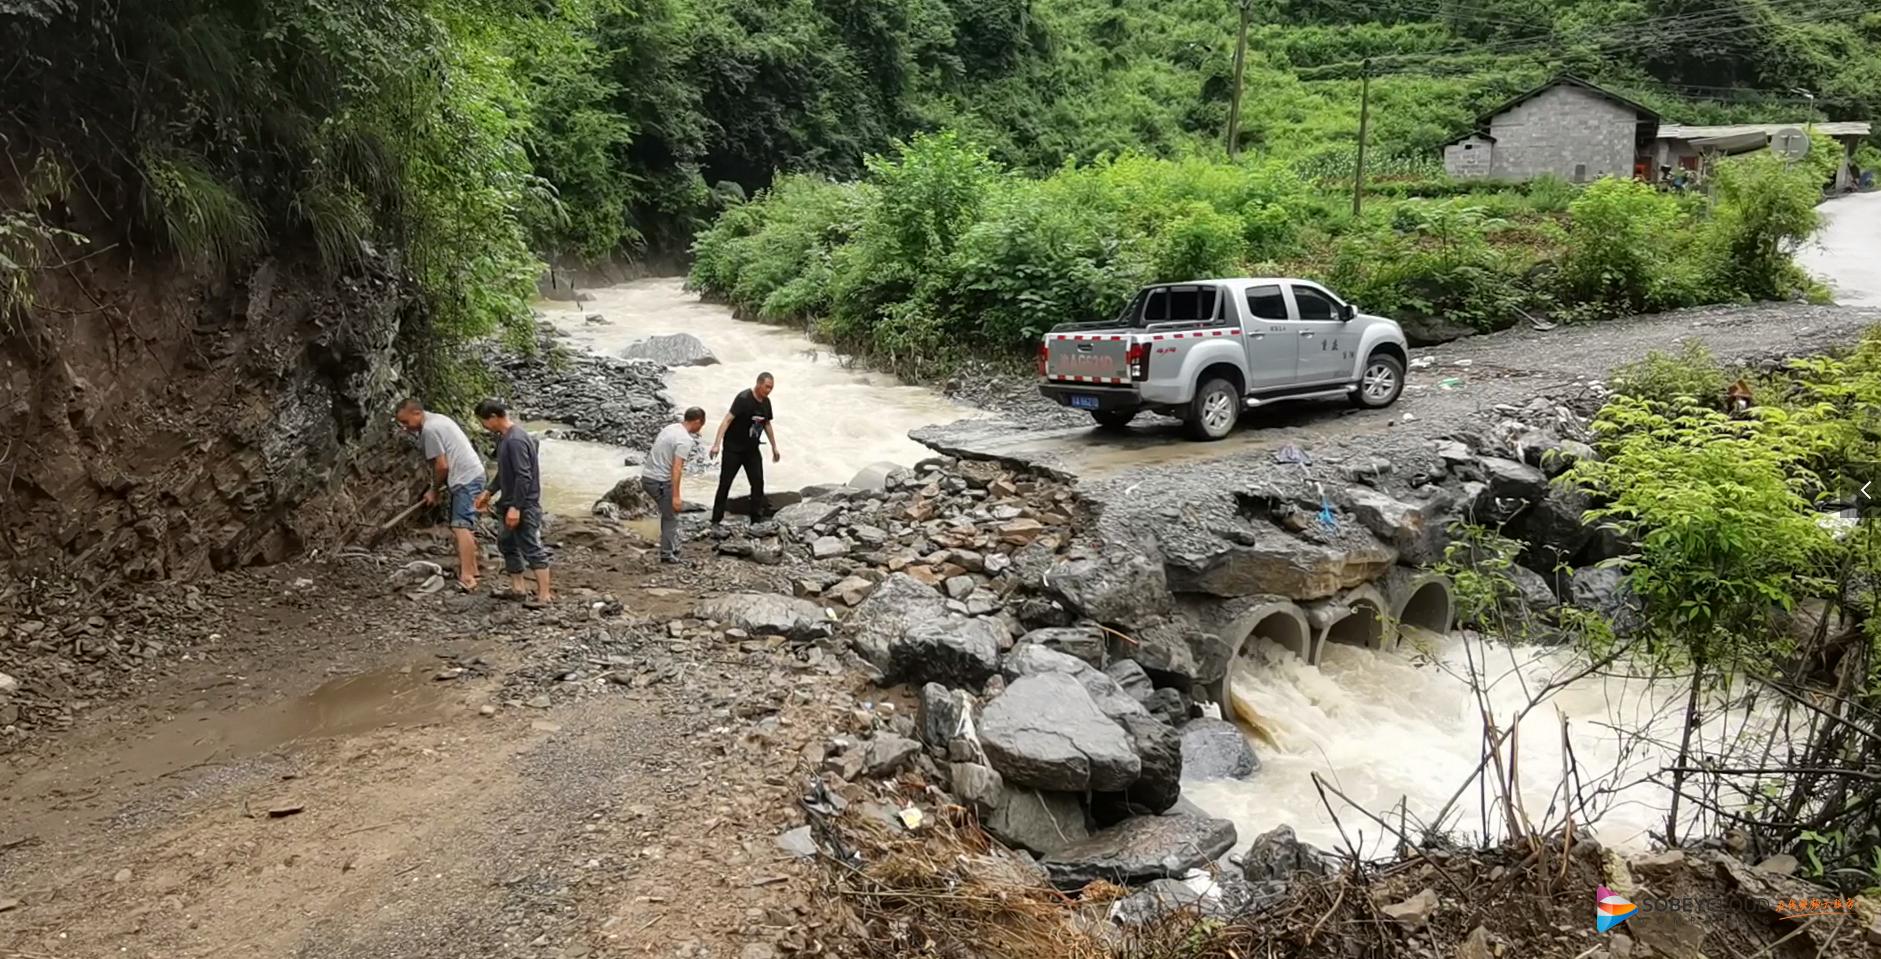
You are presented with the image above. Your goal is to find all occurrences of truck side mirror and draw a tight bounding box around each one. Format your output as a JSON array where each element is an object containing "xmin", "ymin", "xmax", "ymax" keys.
[{"xmin": 1340, "ymin": 303, "xmax": 1358, "ymax": 321}]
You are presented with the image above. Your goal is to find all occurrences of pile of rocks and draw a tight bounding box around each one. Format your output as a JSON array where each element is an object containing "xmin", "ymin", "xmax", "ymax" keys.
[
  {"xmin": 0, "ymin": 581, "xmax": 229, "ymax": 745},
  {"xmin": 485, "ymin": 326, "xmax": 674, "ymax": 449},
  {"xmin": 709, "ymin": 456, "xmax": 1079, "ymax": 619}
]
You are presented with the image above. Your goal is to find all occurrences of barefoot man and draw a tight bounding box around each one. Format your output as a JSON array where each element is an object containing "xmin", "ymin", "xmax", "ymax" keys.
[
  {"xmin": 395, "ymin": 397, "xmax": 485, "ymax": 591},
  {"xmin": 470, "ymin": 399, "xmax": 553, "ymax": 608}
]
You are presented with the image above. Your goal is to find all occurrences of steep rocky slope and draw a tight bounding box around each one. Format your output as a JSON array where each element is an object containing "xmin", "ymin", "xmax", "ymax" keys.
[{"xmin": 2, "ymin": 250, "xmax": 416, "ymax": 584}]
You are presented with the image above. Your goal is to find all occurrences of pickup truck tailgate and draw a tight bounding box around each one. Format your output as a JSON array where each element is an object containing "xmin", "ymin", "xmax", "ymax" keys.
[{"xmin": 1046, "ymin": 334, "xmax": 1132, "ymax": 383}]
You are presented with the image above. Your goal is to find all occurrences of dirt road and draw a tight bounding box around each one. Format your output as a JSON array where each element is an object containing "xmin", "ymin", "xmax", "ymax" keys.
[{"xmin": 0, "ymin": 534, "xmax": 853, "ymax": 958}]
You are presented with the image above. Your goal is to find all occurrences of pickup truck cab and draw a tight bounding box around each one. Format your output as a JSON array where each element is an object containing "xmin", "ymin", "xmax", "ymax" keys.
[{"xmin": 1037, "ymin": 278, "xmax": 1411, "ymax": 440}]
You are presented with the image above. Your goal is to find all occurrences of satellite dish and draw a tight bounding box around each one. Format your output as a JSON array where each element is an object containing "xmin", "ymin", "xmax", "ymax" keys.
[{"xmin": 1771, "ymin": 127, "xmax": 1811, "ymax": 159}]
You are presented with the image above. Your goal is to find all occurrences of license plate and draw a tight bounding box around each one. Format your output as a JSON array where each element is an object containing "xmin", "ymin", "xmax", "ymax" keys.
[{"xmin": 1070, "ymin": 395, "xmax": 1101, "ymax": 410}]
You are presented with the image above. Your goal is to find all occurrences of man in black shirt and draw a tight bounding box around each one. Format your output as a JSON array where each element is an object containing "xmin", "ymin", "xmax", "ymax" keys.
[
  {"xmin": 471, "ymin": 398, "xmax": 553, "ymax": 608},
  {"xmin": 709, "ymin": 372, "xmax": 781, "ymax": 525}
]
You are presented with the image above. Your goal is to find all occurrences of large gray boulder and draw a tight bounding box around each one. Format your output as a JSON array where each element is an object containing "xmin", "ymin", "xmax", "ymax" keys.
[
  {"xmin": 620, "ymin": 332, "xmax": 719, "ymax": 367},
  {"xmin": 1162, "ymin": 528, "xmax": 1397, "ymax": 601},
  {"xmin": 917, "ymin": 683, "xmax": 972, "ymax": 750},
  {"xmin": 1045, "ymin": 550, "xmax": 1171, "ymax": 627},
  {"xmin": 1179, "ymin": 718, "xmax": 1260, "ymax": 781},
  {"xmin": 1339, "ymin": 486, "xmax": 1459, "ymax": 566},
  {"xmin": 875, "ymin": 618, "xmax": 1005, "ymax": 688},
  {"xmin": 1103, "ymin": 659, "xmax": 1154, "ymax": 702},
  {"xmin": 1241, "ymin": 825, "xmax": 1340, "ymax": 882},
  {"xmin": 1041, "ymin": 814, "xmax": 1238, "ymax": 889},
  {"xmin": 1016, "ymin": 626, "xmax": 1107, "ymax": 667},
  {"xmin": 1507, "ymin": 563, "xmax": 1560, "ymax": 611},
  {"xmin": 848, "ymin": 461, "xmax": 907, "ymax": 492},
  {"xmin": 773, "ymin": 499, "xmax": 843, "ymax": 530},
  {"xmin": 1521, "ymin": 483, "xmax": 1596, "ymax": 565},
  {"xmin": 1112, "ymin": 712, "xmax": 1182, "ymax": 816},
  {"xmin": 1000, "ymin": 643, "xmax": 1145, "ymax": 722},
  {"xmin": 1116, "ymin": 619, "xmax": 1202, "ymax": 686},
  {"xmin": 979, "ymin": 673, "xmax": 1140, "ymax": 792},
  {"xmin": 950, "ymin": 762, "xmax": 1090, "ymax": 855},
  {"xmin": 594, "ymin": 476, "xmax": 655, "ymax": 519},
  {"xmin": 1568, "ymin": 566, "xmax": 1643, "ymax": 635},
  {"xmin": 1142, "ymin": 687, "xmax": 1190, "ymax": 728},
  {"xmin": 846, "ymin": 573, "xmax": 953, "ymax": 672},
  {"xmin": 1481, "ymin": 456, "xmax": 1548, "ymax": 502},
  {"xmin": 695, "ymin": 592, "xmax": 831, "ymax": 640}
]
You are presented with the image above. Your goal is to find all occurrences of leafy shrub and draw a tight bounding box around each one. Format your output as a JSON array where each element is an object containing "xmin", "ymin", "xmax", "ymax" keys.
[
  {"xmin": 828, "ymin": 131, "xmax": 1005, "ymax": 345},
  {"xmin": 1558, "ymin": 178, "xmax": 1694, "ymax": 313},
  {"xmin": 1328, "ymin": 200, "xmax": 1530, "ymax": 331},
  {"xmin": 1523, "ymin": 174, "xmax": 1578, "ymax": 214},
  {"xmin": 1608, "ymin": 340, "xmax": 1730, "ymax": 407},
  {"xmin": 941, "ymin": 177, "xmax": 1141, "ymax": 349},
  {"xmin": 1150, "ymin": 201, "xmax": 1245, "ymax": 281},
  {"xmin": 1700, "ymin": 153, "xmax": 1823, "ymax": 302}
]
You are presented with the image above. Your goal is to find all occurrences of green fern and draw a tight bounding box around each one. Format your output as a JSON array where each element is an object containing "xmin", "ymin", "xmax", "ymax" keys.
[
  {"xmin": 139, "ymin": 149, "xmax": 262, "ymax": 268},
  {"xmin": 292, "ymin": 177, "xmax": 373, "ymax": 271}
]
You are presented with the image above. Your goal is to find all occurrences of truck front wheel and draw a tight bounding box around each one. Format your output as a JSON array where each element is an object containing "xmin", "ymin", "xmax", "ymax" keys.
[
  {"xmin": 1184, "ymin": 378, "xmax": 1240, "ymax": 441},
  {"xmin": 1352, "ymin": 352, "xmax": 1406, "ymax": 409},
  {"xmin": 1091, "ymin": 409, "xmax": 1138, "ymax": 429}
]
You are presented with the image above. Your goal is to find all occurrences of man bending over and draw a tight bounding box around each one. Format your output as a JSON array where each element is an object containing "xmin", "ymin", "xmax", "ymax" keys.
[
  {"xmin": 642, "ymin": 407, "xmax": 706, "ymax": 563},
  {"xmin": 395, "ymin": 397, "xmax": 485, "ymax": 591}
]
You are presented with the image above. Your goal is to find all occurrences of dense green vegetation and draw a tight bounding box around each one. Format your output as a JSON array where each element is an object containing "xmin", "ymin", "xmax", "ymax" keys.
[
  {"xmin": 692, "ymin": 134, "xmax": 1825, "ymax": 375},
  {"xmin": 1566, "ymin": 337, "xmax": 1881, "ymax": 882},
  {"xmin": 685, "ymin": 0, "xmax": 1873, "ymax": 370},
  {"xmin": 4, "ymin": 0, "xmax": 1878, "ymax": 388}
]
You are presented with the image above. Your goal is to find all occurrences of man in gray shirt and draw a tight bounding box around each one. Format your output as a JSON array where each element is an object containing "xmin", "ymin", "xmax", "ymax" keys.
[
  {"xmin": 395, "ymin": 397, "xmax": 486, "ymax": 591},
  {"xmin": 641, "ymin": 407, "xmax": 706, "ymax": 563}
]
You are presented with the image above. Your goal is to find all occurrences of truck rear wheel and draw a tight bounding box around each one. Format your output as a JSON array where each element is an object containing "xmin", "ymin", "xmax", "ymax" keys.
[
  {"xmin": 1184, "ymin": 378, "xmax": 1240, "ymax": 441},
  {"xmin": 1091, "ymin": 409, "xmax": 1137, "ymax": 430}
]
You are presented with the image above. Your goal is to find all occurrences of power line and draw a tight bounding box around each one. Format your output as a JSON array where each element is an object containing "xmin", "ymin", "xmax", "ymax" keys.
[{"xmin": 1292, "ymin": 2, "xmax": 1864, "ymax": 78}]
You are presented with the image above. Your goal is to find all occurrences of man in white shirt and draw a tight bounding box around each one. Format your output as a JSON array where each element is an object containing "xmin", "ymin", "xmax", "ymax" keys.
[
  {"xmin": 641, "ymin": 407, "xmax": 706, "ymax": 563},
  {"xmin": 395, "ymin": 397, "xmax": 487, "ymax": 591}
]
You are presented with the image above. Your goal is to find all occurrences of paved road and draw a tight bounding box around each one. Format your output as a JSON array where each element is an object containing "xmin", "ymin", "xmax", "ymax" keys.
[{"xmin": 1800, "ymin": 191, "xmax": 1881, "ymax": 307}]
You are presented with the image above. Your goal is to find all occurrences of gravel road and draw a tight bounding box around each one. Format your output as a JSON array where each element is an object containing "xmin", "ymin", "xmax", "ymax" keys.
[{"xmin": 916, "ymin": 301, "xmax": 1881, "ymax": 485}]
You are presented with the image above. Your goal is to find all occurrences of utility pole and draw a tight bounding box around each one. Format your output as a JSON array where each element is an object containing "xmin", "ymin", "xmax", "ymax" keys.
[
  {"xmin": 1352, "ymin": 59, "xmax": 1372, "ymax": 217},
  {"xmin": 1225, "ymin": 0, "xmax": 1252, "ymax": 158}
]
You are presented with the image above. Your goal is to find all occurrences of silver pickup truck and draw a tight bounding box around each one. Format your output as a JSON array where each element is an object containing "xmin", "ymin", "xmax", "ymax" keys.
[{"xmin": 1037, "ymin": 278, "xmax": 1411, "ymax": 440}]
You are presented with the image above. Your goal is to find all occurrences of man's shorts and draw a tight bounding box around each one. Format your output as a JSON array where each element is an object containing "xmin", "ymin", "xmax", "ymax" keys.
[{"xmin": 449, "ymin": 478, "xmax": 485, "ymax": 530}]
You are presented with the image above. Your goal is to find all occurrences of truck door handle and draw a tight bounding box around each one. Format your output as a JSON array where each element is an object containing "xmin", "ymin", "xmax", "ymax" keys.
[
  {"xmin": 1249, "ymin": 333, "xmax": 1264, "ymax": 339},
  {"xmin": 1299, "ymin": 331, "xmax": 1315, "ymax": 338}
]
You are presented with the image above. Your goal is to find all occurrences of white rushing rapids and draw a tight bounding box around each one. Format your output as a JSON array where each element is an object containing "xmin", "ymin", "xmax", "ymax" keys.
[{"xmin": 1184, "ymin": 629, "xmax": 1782, "ymax": 856}]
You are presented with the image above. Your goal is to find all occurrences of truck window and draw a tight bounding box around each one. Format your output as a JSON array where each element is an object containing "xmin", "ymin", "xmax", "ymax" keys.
[
  {"xmin": 1246, "ymin": 285, "xmax": 1287, "ymax": 320},
  {"xmin": 1291, "ymin": 285, "xmax": 1337, "ymax": 320},
  {"xmin": 1143, "ymin": 286, "xmax": 1219, "ymax": 324}
]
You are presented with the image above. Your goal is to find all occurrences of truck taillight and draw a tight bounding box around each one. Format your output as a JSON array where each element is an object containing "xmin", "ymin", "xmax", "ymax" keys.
[
  {"xmin": 1036, "ymin": 340, "xmax": 1049, "ymax": 377},
  {"xmin": 1126, "ymin": 341, "xmax": 1149, "ymax": 380}
]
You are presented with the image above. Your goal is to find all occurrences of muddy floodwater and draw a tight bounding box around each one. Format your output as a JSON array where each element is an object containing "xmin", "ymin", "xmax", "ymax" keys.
[{"xmin": 530, "ymin": 278, "xmax": 974, "ymax": 514}]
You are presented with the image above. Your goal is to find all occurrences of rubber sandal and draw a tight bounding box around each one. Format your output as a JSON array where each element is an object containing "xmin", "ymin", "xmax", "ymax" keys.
[
  {"xmin": 453, "ymin": 580, "xmax": 478, "ymax": 594},
  {"xmin": 493, "ymin": 588, "xmax": 528, "ymax": 602},
  {"xmin": 523, "ymin": 597, "xmax": 550, "ymax": 610}
]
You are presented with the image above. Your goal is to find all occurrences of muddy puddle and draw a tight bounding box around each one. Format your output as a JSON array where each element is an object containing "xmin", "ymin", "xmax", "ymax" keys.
[{"xmin": 1, "ymin": 657, "xmax": 469, "ymax": 838}]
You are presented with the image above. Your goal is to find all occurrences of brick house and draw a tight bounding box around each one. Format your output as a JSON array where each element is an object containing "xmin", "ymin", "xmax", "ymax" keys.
[{"xmin": 1443, "ymin": 76, "xmax": 1660, "ymax": 182}]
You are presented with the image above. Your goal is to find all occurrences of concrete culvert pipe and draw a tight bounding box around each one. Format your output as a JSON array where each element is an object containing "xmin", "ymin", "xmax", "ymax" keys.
[
  {"xmin": 1207, "ymin": 598, "xmax": 1313, "ymax": 706},
  {"xmin": 1384, "ymin": 569, "xmax": 1456, "ymax": 638},
  {"xmin": 1310, "ymin": 584, "xmax": 1394, "ymax": 655}
]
